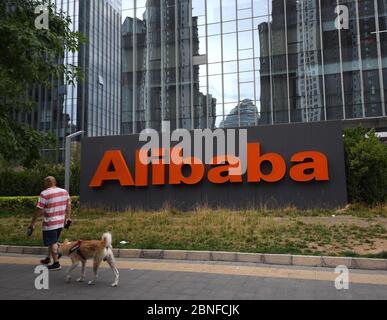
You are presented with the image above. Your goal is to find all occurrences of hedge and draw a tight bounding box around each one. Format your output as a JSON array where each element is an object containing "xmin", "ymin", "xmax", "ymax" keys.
[
  {"xmin": 344, "ymin": 127, "xmax": 387, "ymax": 205},
  {"xmin": 0, "ymin": 163, "xmax": 80, "ymax": 197},
  {"xmin": 0, "ymin": 196, "xmax": 80, "ymax": 214}
]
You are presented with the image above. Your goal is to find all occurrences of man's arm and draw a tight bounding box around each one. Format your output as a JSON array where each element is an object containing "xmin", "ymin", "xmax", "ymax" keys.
[
  {"xmin": 65, "ymin": 199, "xmax": 72, "ymax": 221},
  {"xmin": 30, "ymin": 208, "xmax": 43, "ymax": 228},
  {"xmin": 30, "ymin": 193, "xmax": 46, "ymax": 232}
]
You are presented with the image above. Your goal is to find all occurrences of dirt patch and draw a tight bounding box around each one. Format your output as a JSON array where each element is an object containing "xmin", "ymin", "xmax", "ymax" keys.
[
  {"xmin": 352, "ymin": 239, "xmax": 387, "ymax": 255},
  {"xmin": 299, "ymin": 216, "xmax": 368, "ymax": 227},
  {"xmin": 297, "ymin": 216, "xmax": 387, "ymax": 228}
]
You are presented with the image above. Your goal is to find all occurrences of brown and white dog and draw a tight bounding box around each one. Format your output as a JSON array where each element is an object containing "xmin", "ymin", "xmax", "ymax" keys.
[{"xmin": 58, "ymin": 232, "xmax": 119, "ymax": 287}]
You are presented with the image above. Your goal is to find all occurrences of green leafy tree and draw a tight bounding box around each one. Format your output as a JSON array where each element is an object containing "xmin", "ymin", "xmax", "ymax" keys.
[
  {"xmin": 344, "ymin": 127, "xmax": 387, "ymax": 205},
  {"xmin": 0, "ymin": 0, "xmax": 83, "ymax": 167}
]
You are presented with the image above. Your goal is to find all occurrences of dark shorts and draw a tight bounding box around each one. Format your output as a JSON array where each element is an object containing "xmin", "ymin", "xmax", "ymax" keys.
[{"xmin": 43, "ymin": 229, "xmax": 62, "ymax": 247}]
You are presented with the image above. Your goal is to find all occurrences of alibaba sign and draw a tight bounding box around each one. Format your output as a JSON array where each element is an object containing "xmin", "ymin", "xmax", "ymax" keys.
[{"xmin": 89, "ymin": 144, "xmax": 329, "ymax": 188}]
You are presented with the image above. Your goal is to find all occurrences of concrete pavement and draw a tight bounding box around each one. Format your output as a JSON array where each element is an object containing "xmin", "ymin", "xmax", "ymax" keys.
[{"xmin": 0, "ymin": 254, "xmax": 386, "ymax": 300}]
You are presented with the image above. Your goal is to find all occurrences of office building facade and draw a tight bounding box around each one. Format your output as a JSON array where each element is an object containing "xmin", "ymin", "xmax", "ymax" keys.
[
  {"xmin": 122, "ymin": 0, "xmax": 387, "ymax": 132},
  {"xmin": 122, "ymin": 0, "xmax": 217, "ymax": 133},
  {"xmin": 20, "ymin": 0, "xmax": 122, "ymax": 161}
]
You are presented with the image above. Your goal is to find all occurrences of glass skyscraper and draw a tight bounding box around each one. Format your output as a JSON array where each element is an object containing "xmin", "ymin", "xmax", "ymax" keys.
[
  {"xmin": 20, "ymin": 0, "xmax": 122, "ymax": 161},
  {"xmin": 121, "ymin": 0, "xmax": 387, "ymax": 132},
  {"xmin": 80, "ymin": 0, "xmax": 122, "ymax": 137},
  {"xmin": 122, "ymin": 0, "xmax": 217, "ymax": 133}
]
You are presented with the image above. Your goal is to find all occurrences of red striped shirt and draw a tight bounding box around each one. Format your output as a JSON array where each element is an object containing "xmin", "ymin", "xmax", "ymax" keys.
[{"xmin": 37, "ymin": 188, "xmax": 70, "ymax": 231}]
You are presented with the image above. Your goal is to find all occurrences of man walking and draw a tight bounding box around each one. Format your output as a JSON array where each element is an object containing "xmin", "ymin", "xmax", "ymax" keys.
[{"xmin": 28, "ymin": 176, "xmax": 72, "ymax": 271}]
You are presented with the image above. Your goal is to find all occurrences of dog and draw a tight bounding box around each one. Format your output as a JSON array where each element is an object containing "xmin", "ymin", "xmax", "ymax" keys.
[{"xmin": 58, "ymin": 232, "xmax": 119, "ymax": 287}]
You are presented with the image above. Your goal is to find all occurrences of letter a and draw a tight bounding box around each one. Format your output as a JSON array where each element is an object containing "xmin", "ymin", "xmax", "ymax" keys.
[
  {"xmin": 35, "ymin": 5, "xmax": 49, "ymax": 30},
  {"xmin": 90, "ymin": 151, "xmax": 134, "ymax": 187},
  {"xmin": 169, "ymin": 148, "xmax": 205, "ymax": 185},
  {"xmin": 335, "ymin": 5, "xmax": 349, "ymax": 30},
  {"xmin": 290, "ymin": 152, "xmax": 329, "ymax": 182},
  {"xmin": 34, "ymin": 266, "xmax": 49, "ymax": 290},
  {"xmin": 247, "ymin": 143, "xmax": 286, "ymax": 183}
]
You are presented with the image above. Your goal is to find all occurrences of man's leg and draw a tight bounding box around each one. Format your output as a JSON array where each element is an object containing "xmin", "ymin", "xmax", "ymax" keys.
[
  {"xmin": 47, "ymin": 229, "xmax": 62, "ymax": 270},
  {"xmin": 49, "ymin": 243, "xmax": 59, "ymax": 263},
  {"xmin": 40, "ymin": 247, "xmax": 51, "ymax": 265},
  {"xmin": 47, "ymin": 243, "xmax": 61, "ymax": 270},
  {"xmin": 40, "ymin": 232, "xmax": 51, "ymax": 265}
]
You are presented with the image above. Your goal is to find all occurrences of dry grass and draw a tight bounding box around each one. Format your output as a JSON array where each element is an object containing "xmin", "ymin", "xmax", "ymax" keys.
[{"xmin": 1, "ymin": 205, "xmax": 387, "ymax": 258}]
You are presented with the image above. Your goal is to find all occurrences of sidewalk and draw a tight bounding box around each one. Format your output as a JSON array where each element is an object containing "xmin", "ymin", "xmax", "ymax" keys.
[
  {"xmin": 1, "ymin": 245, "xmax": 387, "ymax": 270},
  {"xmin": 1, "ymin": 254, "xmax": 387, "ymax": 300}
]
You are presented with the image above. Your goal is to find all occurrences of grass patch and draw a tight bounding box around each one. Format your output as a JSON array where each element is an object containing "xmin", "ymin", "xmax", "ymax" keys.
[{"xmin": 0, "ymin": 205, "xmax": 386, "ymax": 258}]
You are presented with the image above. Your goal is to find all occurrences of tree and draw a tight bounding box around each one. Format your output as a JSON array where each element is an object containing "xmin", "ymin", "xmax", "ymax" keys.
[
  {"xmin": 344, "ymin": 127, "xmax": 387, "ymax": 205},
  {"xmin": 0, "ymin": 0, "xmax": 83, "ymax": 167}
]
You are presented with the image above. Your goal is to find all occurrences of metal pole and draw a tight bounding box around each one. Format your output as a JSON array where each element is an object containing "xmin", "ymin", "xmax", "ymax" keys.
[{"xmin": 65, "ymin": 131, "xmax": 84, "ymax": 193}]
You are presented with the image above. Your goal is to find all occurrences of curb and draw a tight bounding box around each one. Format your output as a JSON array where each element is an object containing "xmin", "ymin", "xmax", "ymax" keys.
[{"xmin": 1, "ymin": 245, "xmax": 386, "ymax": 271}]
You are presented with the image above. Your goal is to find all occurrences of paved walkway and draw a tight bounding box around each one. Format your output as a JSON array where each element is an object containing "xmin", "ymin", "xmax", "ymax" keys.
[{"xmin": 0, "ymin": 254, "xmax": 386, "ymax": 300}]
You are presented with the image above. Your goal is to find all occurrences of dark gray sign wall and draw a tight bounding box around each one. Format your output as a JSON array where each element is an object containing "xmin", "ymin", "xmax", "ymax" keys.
[{"xmin": 80, "ymin": 122, "xmax": 348, "ymax": 211}]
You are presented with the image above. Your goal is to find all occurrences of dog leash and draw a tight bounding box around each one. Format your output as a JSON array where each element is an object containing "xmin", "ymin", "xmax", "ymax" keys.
[{"xmin": 69, "ymin": 241, "xmax": 87, "ymax": 261}]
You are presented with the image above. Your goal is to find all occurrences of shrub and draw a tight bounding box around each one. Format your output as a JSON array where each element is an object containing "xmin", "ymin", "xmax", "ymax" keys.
[
  {"xmin": 0, "ymin": 196, "xmax": 80, "ymax": 214},
  {"xmin": 344, "ymin": 127, "xmax": 387, "ymax": 205},
  {"xmin": 0, "ymin": 163, "xmax": 80, "ymax": 197}
]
